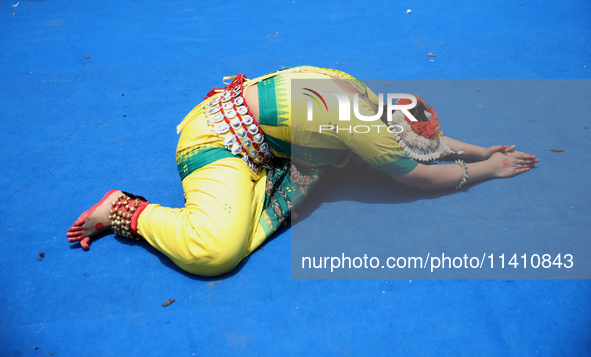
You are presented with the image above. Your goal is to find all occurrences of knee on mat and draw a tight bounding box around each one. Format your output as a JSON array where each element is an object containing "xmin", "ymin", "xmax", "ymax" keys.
[{"xmin": 181, "ymin": 240, "xmax": 244, "ymax": 277}]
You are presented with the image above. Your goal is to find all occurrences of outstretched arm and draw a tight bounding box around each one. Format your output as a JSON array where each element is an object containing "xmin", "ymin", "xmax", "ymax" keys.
[
  {"xmin": 443, "ymin": 136, "xmax": 515, "ymax": 161},
  {"xmin": 395, "ymin": 150, "xmax": 537, "ymax": 190}
]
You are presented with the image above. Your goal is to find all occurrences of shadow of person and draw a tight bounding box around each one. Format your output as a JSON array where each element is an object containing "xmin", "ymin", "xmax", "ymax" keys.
[{"xmin": 292, "ymin": 158, "xmax": 460, "ymax": 223}]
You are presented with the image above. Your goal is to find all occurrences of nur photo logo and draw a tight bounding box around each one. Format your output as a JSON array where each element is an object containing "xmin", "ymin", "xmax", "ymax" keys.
[{"xmin": 302, "ymin": 89, "xmax": 419, "ymax": 134}]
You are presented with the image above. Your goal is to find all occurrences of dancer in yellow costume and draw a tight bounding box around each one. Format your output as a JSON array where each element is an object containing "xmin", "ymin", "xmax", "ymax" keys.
[{"xmin": 67, "ymin": 66, "xmax": 538, "ymax": 277}]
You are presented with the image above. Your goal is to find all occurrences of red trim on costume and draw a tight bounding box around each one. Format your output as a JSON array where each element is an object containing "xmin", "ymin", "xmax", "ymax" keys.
[
  {"xmin": 130, "ymin": 200, "xmax": 150, "ymax": 236},
  {"xmin": 204, "ymin": 88, "xmax": 223, "ymax": 100}
]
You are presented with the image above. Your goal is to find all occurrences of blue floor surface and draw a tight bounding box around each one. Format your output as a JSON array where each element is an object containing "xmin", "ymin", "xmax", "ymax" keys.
[{"xmin": 1, "ymin": 1, "xmax": 590, "ymax": 356}]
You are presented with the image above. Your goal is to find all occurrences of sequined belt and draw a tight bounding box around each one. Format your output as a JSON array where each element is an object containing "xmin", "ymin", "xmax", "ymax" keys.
[{"xmin": 203, "ymin": 74, "xmax": 274, "ymax": 172}]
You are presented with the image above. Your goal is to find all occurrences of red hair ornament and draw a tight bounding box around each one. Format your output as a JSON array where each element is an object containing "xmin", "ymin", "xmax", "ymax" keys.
[{"xmin": 388, "ymin": 96, "xmax": 462, "ymax": 162}]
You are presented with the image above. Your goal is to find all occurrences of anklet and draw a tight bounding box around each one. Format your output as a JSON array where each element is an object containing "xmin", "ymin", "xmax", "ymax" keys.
[
  {"xmin": 109, "ymin": 192, "xmax": 149, "ymax": 240},
  {"xmin": 454, "ymin": 159, "xmax": 469, "ymax": 190}
]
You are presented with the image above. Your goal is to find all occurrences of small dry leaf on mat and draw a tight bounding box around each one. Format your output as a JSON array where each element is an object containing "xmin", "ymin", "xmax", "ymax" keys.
[{"xmin": 162, "ymin": 299, "xmax": 175, "ymax": 307}]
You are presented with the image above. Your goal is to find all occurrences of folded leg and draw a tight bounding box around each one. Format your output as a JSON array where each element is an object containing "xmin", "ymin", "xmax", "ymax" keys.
[{"xmin": 137, "ymin": 157, "xmax": 261, "ymax": 277}]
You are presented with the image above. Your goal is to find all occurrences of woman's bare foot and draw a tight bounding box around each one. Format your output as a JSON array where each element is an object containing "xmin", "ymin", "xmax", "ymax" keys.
[{"xmin": 67, "ymin": 190, "xmax": 122, "ymax": 250}]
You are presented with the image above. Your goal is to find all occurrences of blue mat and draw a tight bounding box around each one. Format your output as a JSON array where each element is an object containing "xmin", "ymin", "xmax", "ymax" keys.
[{"xmin": 1, "ymin": 1, "xmax": 590, "ymax": 355}]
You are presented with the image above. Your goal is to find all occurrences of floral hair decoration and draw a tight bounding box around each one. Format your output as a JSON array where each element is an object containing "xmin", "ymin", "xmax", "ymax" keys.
[{"xmin": 385, "ymin": 96, "xmax": 462, "ymax": 162}]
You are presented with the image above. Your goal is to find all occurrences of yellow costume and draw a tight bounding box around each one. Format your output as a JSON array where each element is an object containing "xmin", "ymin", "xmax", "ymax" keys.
[{"xmin": 135, "ymin": 66, "xmax": 419, "ymax": 276}]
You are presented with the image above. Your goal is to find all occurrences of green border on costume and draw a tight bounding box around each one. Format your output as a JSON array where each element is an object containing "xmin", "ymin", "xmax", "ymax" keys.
[
  {"xmin": 259, "ymin": 214, "xmax": 273, "ymax": 237},
  {"xmin": 257, "ymin": 77, "xmax": 278, "ymax": 127},
  {"xmin": 374, "ymin": 157, "xmax": 418, "ymax": 178},
  {"xmin": 264, "ymin": 134, "xmax": 291, "ymax": 157},
  {"xmin": 274, "ymin": 76, "xmax": 290, "ymax": 126},
  {"xmin": 177, "ymin": 147, "xmax": 235, "ymax": 181}
]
